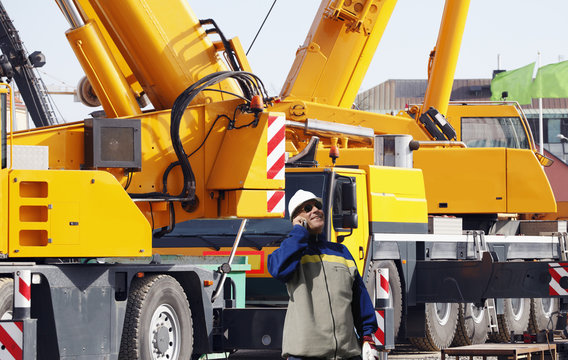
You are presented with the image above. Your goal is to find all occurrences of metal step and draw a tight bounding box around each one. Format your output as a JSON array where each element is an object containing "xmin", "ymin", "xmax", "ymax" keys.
[{"xmin": 485, "ymin": 298, "xmax": 499, "ymax": 334}]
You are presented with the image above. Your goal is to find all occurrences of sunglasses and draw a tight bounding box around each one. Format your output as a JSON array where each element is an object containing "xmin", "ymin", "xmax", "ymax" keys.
[{"xmin": 302, "ymin": 202, "xmax": 322, "ymax": 213}]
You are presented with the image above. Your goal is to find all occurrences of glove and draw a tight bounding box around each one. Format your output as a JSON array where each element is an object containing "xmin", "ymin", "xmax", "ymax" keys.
[{"xmin": 361, "ymin": 335, "xmax": 380, "ymax": 360}]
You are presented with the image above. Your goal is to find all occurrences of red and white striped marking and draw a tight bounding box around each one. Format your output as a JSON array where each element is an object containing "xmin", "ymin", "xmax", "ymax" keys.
[
  {"xmin": 376, "ymin": 268, "xmax": 389, "ymax": 299},
  {"xmin": 266, "ymin": 115, "xmax": 285, "ymax": 181},
  {"xmin": 374, "ymin": 310, "xmax": 385, "ymax": 346},
  {"xmin": 549, "ymin": 262, "xmax": 568, "ymax": 296},
  {"xmin": 0, "ymin": 322, "xmax": 23, "ymax": 360},
  {"xmin": 14, "ymin": 271, "xmax": 30, "ymax": 310},
  {"xmin": 267, "ymin": 191, "xmax": 285, "ymax": 214}
]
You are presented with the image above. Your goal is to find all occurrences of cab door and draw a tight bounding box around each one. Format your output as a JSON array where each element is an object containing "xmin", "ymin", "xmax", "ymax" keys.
[{"xmin": 330, "ymin": 170, "xmax": 369, "ymax": 275}]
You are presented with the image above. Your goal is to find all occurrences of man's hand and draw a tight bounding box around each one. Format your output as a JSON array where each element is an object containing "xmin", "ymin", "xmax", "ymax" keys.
[
  {"xmin": 292, "ymin": 215, "xmax": 308, "ymax": 229},
  {"xmin": 361, "ymin": 335, "xmax": 380, "ymax": 360}
]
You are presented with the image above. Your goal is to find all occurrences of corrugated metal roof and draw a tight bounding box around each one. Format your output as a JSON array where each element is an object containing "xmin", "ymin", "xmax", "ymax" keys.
[{"xmin": 356, "ymin": 79, "xmax": 568, "ymax": 112}]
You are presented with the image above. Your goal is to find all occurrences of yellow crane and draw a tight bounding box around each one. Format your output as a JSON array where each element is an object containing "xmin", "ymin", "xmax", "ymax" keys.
[{"xmin": 0, "ymin": 0, "xmax": 564, "ymax": 359}]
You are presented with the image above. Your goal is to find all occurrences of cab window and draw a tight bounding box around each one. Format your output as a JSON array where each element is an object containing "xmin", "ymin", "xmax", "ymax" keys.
[{"xmin": 461, "ymin": 117, "xmax": 529, "ymax": 149}]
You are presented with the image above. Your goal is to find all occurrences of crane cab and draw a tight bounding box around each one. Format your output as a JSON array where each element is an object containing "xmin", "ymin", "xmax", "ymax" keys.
[{"xmin": 413, "ymin": 102, "xmax": 556, "ymax": 222}]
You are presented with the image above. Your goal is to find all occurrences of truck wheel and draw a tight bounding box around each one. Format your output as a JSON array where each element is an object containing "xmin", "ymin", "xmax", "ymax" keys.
[
  {"xmin": 119, "ymin": 274, "xmax": 193, "ymax": 360},
  {"xmin": 364, "ymin": 260, "xmax": 402, "ymax": 338},
  {"xmin": 489, "ymin": 298, "xmax": 530, "ymax": 342},
  {"xmin": 410, "ymin": 302, "xmax": 458, "ymax": 351},
  {"xmin": 530, "ymin": 297, "xmax": 560, "ymax": 333},
  {"xmin": 452, "ymin": 303, "xmax": 488, "ymax": 346},
  {"xmin": 0, "ymin": 278, "xmax": 13, "ymax": 320}
]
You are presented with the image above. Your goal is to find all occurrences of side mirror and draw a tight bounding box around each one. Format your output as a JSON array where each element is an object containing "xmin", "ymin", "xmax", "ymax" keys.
[
  {"xmin": 342, "ymin": 182, "xmax": 357, "ymax": 211},
  {"xmin": 342, "ymin": 213, "xmax": 358, "ymax": 229},
  {"xmin": 341, "ymin": 182, "xmax": 357, "ymax": 229}
]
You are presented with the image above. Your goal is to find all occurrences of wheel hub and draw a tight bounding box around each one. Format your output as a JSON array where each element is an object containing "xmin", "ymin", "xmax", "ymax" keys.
[
  {"xmin": 155, "ymin": 326, "xmax": 170, "ymax": 354},
  {"xmin": 149, "ymin": 304, "xmax": 180, "ymax": 359}
]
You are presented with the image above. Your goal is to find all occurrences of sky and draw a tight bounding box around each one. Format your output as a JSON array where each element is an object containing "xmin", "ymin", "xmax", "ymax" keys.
[{"xmin": 3, "ymin": 0, "xmax": 568, "ymax": 123}]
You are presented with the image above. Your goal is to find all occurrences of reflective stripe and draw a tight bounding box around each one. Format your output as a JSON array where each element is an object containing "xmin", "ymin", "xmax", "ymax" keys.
[
  {"xmin": 301, "ymin": 254, "xmax": 356, "ymax": 268},
  {"xmin": 267, "ymin": 115, "xmax": 285, "ymax": 180},
  {"xmin": 14, "ymin": 271, "xmax": 30, "ymax": 309},
  {"xmin": 267, "ymin": 191, "xmax": 285, "ymax": 214},
  {"xmin": 374, "ymin": 310, "xmax": 385, "ymax": 346},
  {"xmin": 0, "ymin": 322, "xmax": 22, "ymax": 360},
  {"xmin": 549, "ymin": 263, "xmax": 568, "ymax": 296}
]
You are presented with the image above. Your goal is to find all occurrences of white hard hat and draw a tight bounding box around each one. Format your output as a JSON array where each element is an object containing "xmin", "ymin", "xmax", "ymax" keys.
[{"xmin": 288, "ymin": 189, "xmax": 323, "ymax": 221}]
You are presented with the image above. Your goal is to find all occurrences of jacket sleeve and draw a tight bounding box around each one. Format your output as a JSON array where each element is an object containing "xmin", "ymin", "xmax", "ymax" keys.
[
  {"xmin": 267, "ymin": 225, "xmax": 310, "ymax": 282},
  {"xmin": 352, "ymin": 271, "xmax": 378, "ymax": 337}
]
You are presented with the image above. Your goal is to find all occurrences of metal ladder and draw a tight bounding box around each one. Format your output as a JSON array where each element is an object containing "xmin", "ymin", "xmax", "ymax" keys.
[
  {"xmin": 558, "ymin": 232, "xmax": 568, "ymax": 261},
  {"xmin": 485, "ymin": 298, "xmax": 499, "ymax": 334},
  {"xmin": 472, "ymin": 231, "xmax": 499, "ymax": 333}
]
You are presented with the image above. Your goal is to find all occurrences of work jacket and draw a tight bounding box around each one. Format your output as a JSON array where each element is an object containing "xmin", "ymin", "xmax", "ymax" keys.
[{"xmin": 267, "ymin": 225, "xmax": 378, "ymax": 359}]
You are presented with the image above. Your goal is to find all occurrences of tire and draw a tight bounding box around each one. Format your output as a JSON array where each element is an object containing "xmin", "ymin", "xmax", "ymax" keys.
[
  {"xmin": 489, "ymin": 298, "xmax": 530, "ymax": 342},
  {"xmin": 530, "ymin": 297, "xmax": 560, "ymax": 333},
  {"xmin": 119, "ymin": 274, "xmax": 193, "ymax": 360},
  {"xmin": 364, "ymin": 260, "xmax": 402, "ymax": 338},
  {"xmin": 452, "ymin": 302, "xmax": 489, "ymax": 346},
  {"xmin": 0, "ymin": 278, "xmax": 13, "ymax": 320},
  {"xmin": 410, "ymin": 302, "xmax": 459, "ymax": 351}
]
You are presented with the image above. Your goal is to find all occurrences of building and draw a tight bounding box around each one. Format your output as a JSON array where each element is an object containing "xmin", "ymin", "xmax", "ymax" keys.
[
  {"xmin": 355, "ymin": 79, "xmax": 568, "ymax": 161},
  {"xmin": 12, "ymin": 94, "xmax": 31, "ymax": 131}
]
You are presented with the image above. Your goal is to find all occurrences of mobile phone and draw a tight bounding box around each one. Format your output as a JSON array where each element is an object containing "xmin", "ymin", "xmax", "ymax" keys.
[{"xmin": 301, "ymin": 219, "xmax": 308, "ymax": 229}]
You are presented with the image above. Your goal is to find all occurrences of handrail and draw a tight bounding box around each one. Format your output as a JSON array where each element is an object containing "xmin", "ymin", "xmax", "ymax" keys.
[{"xmin": 417, "ymin": 140, "xmax": 467, "ymax": 148}]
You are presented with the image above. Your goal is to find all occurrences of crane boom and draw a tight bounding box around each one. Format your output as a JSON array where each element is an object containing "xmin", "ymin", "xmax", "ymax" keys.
[
  {"xmin": 0, "ymin": 1, "xmax": 58, "ymax": 127},
  {"xmin": 421, "ymin": 0, "xmax": 470, "ymax": 117},
  {"xmin": 279, "ymin": 0, "xmax": 397, "ymax": 108}
]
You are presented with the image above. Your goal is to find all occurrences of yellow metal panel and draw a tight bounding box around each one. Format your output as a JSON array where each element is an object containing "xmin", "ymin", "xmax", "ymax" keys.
[
  {"xmin": 538, "ymin": 201, "xmax": 568, "ymax": 221},
  {"xmin": 363, "ymin": 165, "xmax": 427, "ymax": 224},
  {"xmin": 315, "ymin": 147, "xmax": 374, "ymax": 167},
  {"xmin": 0, "ymin": 168, "xmax": 8, "ymax": 256},
  {"xmin": 9, "ymin": 169, "xmax": 151, "ymax": 257},
  {"xmin": 11, "ymin": 122, "xmax": 85, "ymax": 170},
  {"xmin": 207, "ymin": 112, "xmax": 285, "ymax": 190},
  {"xmin": 50, "ymin": 202, "xmax": 80, "ymax": 245},
  {"xmin": 506, "ymin": 149, "xmax": 556, "ymax": 214},
  {"xmin": 219, "ymin": 190, "xmax": 284, "ymax": 218},
  {"xmin": 414, "ymin": 148, "xmax": 507, "ymax": 214}
]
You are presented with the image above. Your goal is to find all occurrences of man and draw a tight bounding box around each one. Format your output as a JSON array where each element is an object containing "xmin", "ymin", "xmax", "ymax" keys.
[{"xmin": 268, "ymin": 189, "xmax": 379, "ymax": 360}]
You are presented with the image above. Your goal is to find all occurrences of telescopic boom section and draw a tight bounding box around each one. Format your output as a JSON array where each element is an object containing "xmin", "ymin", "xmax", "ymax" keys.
[
  {"xmin": 70, "ymin": 0, "xmax": 243, "ymax": 111},
  {"xmin": 280, "ymin": 0, "xmax": 397, "ymax": 108},
  {"xmin": 421, "ymin": 0, "xmax": 470, "ymax": 117}
]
